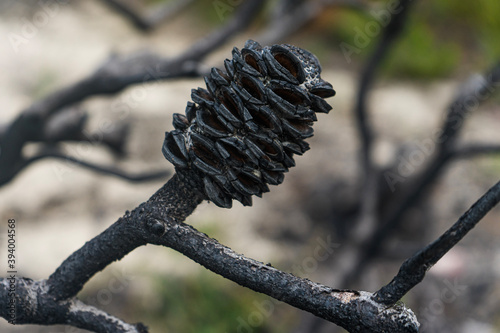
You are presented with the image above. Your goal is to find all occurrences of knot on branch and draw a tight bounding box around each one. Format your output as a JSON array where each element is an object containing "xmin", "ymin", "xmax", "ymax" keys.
[
  {"xmin": 162, "ymin": 39, "xmax": 335, "ymax": 208},
  {"xmin": 145, "ymin": 218, "xmax": 166, "ymax": 237}
]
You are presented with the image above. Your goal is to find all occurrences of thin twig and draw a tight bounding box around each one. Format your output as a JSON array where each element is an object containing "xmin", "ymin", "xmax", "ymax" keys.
[
  {"xmin": 438, "ymin": 66, "xmax": 500, "ymax": 153},
  {"xmin": 37, "ymin": 108, "xmax": 129, "ymax": 155},
  {"xmin": 451, "ymin": 143, "xmax": 500, "ymax": 158},
  {"xmin": 98, "ymin": 0, "xmax": 196, "ymax": 32},
  {"xmin": 22, "ymin": 151, "xmax": 170, "ymax": 182},
  {"xmin": 347, "ymin": 0, "xmax": 415, "ymax": 259},
  {"xmin": 99, "ymin": 0, "xmax": 152, "ymax": 31},
  {"xmin": 373, "ymin": 180, "xmax": 500, "ymax": 305}
]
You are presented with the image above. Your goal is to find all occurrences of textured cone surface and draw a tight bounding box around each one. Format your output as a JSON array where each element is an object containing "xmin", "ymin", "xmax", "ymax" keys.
[{"xmin": 163, "ymin": 40, "xmax": 335, "ymax": 208}]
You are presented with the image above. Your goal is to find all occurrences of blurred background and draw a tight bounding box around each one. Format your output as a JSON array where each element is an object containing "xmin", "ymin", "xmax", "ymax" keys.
[{"xmin": 0, "ymin": 0, "xmax": 500, "ymax": 332}]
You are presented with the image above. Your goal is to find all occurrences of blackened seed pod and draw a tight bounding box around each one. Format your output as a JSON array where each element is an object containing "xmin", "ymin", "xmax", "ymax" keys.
[{"xmin": 162, "ymin": 39, "xmax": 335, "ymax": 208}]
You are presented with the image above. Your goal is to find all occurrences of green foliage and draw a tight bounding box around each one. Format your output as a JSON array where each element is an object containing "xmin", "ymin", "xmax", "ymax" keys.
[
  {"xmin": 190, "ymin": 0, "xmax": 252, "ymax": 27},
  {"xmin": 142, "ymin": 271, "xmax": 270, "ymax": 333},
  {"xmin": 31, "ymin": 70, "xmax": 59, "ymax": 100},
  {"xmin": 191, "ymin": 1, "xmax": 224, "ymax": 26},
  {"xmin": 421, "ymin": 0, "xmax": 500, "ymax": 66},
  {"xmin": 144, "ymin": 0, "xmax": 173, "ymax": 5},
  {"xmin": 328, "ymin": 0, "xmax": 499, "ymax": 78},
  {"xmin": 331, "ymin": 9, "xmax": 371, "ymax": 47},
  {"xmin": 382, "ymin": 22, "xmax": 460, "ymax": 79},
  {"xmin": 329, "ymin": 8, "xmax": 458, "ymax": 79},
  {"xmin": 482, "ymin": 156, "xmax": 500, "ymax": 179}
]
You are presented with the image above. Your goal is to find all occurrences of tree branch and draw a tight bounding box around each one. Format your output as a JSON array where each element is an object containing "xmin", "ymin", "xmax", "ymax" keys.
[
  {"xmin": 2, "ymin": 172, "xmax": 419, "ymax": 332},
  {"xmin": 352, "ymin": 63, "xmax": 500, "ymax": 275},
  {"xmin": 335, "ymin": 0, "xmax": 415, "ymax": 285},
  {"xmin": 46, "ymin": 172, "xmax": 203, "ymax": 300},
  {"xmin": 152, "ymin": 218, "xmax": 419, "ymax": 333},
  {"xmin": 0, "ymin": 0, "xmax": 265, "ymax": 187},
  {"xmin": 5, "ymin": 172, "xmax": 498, "ymax": 331},
  {"xmin": 99, "ymin": 0, "xmax": 152, "ymax": 31},
  {"xmin": 373, "ymin": 180, "xmax": 500, "ymax": 305}
]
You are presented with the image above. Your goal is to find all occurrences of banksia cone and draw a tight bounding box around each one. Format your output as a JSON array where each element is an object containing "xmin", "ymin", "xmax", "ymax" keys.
[{"xmin": 163, "ymin": 40, "xmax": 335, "ymax": 208}]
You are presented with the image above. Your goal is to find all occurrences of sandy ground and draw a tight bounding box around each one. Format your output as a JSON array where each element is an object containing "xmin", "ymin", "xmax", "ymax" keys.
[{"xmin": 1, "ymin": 1, "xmax": 500, "ymax": 333}]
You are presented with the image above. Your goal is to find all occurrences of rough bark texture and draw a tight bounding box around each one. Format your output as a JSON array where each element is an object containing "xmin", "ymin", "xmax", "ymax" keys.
[
  {"xmin": 47, "ymin": 172, "xmax": 204, "ymax": 301},
  {"xmin": 0, "ymin": 172, "xmax": 421, "ymax": 332}
]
